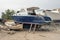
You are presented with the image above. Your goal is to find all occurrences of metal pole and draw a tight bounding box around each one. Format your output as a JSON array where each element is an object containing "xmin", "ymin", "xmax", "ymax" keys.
[
  {"xmin": 33, "ymin": 24, "xmax": 37, "ymax": 33},
  {"xmin": 29, "ymin": 24, "xmax": 32, "ymax": 32}
]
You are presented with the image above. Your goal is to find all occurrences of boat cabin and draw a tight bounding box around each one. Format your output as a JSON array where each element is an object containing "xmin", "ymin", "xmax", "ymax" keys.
[{"xmin": 13, "ymin": 8, "xmax": 46, "ymax": 16}]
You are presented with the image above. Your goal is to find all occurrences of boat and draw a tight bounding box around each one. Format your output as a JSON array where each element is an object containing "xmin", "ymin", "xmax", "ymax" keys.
[
  {"xmin": 35, "ymin": 9, "xmax": 60, "ymax": 23},
  {"xmin": 11, "ymin": 8, "xmax": 52, "ymax": 24}
]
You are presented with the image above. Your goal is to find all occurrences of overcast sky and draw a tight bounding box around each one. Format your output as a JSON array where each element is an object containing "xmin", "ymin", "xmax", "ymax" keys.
[{"xmin": 0, "ymin": 0, "xmax": 60, "ymax": 18}]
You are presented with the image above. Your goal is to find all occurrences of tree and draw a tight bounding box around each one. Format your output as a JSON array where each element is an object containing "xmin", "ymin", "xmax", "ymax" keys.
[{"xmin": 2, "ymin": 9, "xmax": 15, "ymax": 20}]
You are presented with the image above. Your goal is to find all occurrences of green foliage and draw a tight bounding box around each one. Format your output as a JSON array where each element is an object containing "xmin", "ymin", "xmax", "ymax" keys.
[{"xmin": 2, "ymin": 9, "xmax": 15, "ymax": 20}]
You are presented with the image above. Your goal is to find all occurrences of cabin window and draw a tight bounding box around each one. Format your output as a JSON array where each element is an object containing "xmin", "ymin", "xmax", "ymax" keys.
[
  {"xmin": 28, "ymin": 10, "xmax": 36, "ymax": 15},
  {"xmin": 28, "ymin": 13, "xmax": 36, "ymax": 15}
]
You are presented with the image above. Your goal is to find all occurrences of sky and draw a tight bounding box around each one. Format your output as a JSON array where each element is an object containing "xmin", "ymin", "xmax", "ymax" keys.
[{"xmin": 0, "ymin": 0, "xmax": 60, "ymax": 18}]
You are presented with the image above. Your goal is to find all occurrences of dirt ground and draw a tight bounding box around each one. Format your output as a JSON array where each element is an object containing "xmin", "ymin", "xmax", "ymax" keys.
[
  {"xmin": 0, "ymin": 25, "xmax": 60, "ymax": 40},
  {"xmin": 0, "ymin": 30, "xmax": 60, "ymax": 40}
]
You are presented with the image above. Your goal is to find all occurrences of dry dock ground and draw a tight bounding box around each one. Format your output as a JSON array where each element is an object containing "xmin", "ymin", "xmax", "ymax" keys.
[
  {"xmin": 0, "ymin": 31, "xmax": 60, "ymax": 40},
  {"xmin": 0, "ymin": 25, "xmax": 60, "ymax": 40}
]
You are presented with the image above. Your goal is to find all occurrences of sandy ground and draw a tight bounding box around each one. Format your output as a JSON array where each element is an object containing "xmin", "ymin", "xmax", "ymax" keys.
[
  {"xmin": 0, "ymin": 24, "xmax": 60, "ymax": 40},
  {"xmin": 0, "ymin": 30, "xmax": 60, "ymax": 40}
]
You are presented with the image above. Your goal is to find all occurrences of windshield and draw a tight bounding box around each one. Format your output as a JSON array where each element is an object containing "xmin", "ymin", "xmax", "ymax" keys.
[{"xmin": 35, "ymin": 9, "xmax": 45, "ymax": 16}]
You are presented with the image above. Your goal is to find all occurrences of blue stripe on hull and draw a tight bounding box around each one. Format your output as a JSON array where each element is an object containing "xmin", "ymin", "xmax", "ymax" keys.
[{"xmin": 12, "ymin": 16, "xmax": 51, "ymax": 24}]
